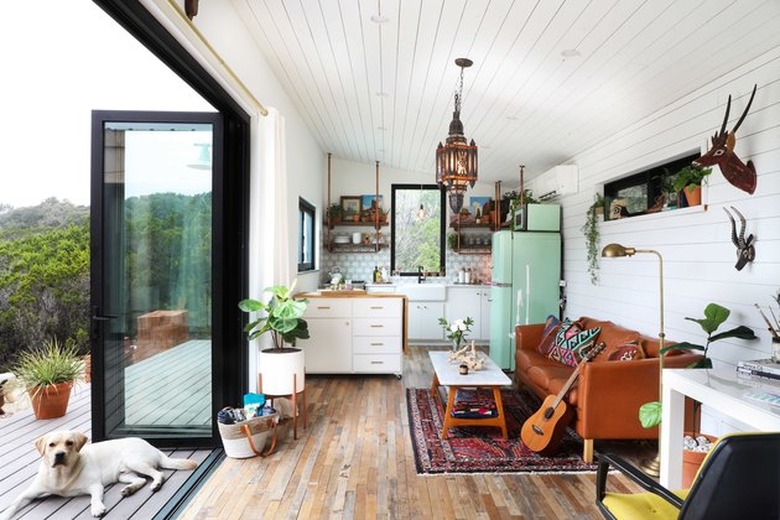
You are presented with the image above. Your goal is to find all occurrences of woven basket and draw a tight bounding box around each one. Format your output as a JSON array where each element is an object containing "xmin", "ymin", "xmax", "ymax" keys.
[{"xmin": 218, "ymin": 412, "xmax": 279, "ymax": 459}]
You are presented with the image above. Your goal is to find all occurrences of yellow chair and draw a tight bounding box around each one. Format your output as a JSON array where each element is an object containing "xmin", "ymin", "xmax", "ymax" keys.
[{"xmin": 596, "ymin": 432, "xmax": 780, "ymax": 520}]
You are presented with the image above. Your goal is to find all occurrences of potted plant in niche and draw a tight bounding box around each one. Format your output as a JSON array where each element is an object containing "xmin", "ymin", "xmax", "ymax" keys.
[
  {"xmin": 239, "ymin": 280, "xmax": 310, "ymax": 397},
  {"xmin": 14, "ymin": 337, "xmax": 82, "ymax": 419},
  {"xmin": 580, "ymin": 193, "xmax": 605, "ymax": 285},
  {"xmin": 672, "ymin": 165, "xmax": 712, "ymax": 207},
  {"xmin": 639, "ymin": 302, "xmax": 756, "ymax": 485}
]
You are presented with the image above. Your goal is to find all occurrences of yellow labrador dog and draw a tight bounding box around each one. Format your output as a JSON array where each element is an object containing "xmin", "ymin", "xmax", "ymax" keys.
[{"xmin": 0, "ymin": 430, "xmax": 198, "ymax": 519}]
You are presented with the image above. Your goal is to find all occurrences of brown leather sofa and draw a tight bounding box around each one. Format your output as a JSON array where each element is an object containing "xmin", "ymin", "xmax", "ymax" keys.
[{"xmin": 515, "ymin": 316, "xmax": 702, "ymax": 462}]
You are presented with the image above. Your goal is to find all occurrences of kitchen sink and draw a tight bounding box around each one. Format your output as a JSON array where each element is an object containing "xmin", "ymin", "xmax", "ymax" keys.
[{"xmin": 397, "ymin": 284, "xmax": 446, "ymax": 301}]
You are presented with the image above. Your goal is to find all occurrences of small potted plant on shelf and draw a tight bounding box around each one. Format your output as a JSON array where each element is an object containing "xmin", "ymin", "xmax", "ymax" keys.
[
  {"xmin": 672, "ymin": 165, "xmax": 712, "ymax": 207},
  {"xmin": 239, "ymin": 280, "xmax": 310, "ymax": 396},
  {"xmin": 580, "ymin": 193, "xmax": 605, "ymax": 285},
  {"xmin": 327, "ymin": 203, "xmax": 343, "ymax": 225},
  {"xmin": 639, "ymin": 302, "xmax": 756, "ymax": 485},
  {"xmin": 14, "ymin": 337, "xmax": 82, "ymax": 419}
]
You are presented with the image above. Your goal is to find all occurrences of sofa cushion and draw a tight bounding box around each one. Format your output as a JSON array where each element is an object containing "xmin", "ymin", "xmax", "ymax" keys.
[
  {"xmin": 548, "ymin": 321, "xmax": 601, "ymax": 368},
  {"xmin": 607, "ymin": 340, "xmax": 645, "ymax": 361},
  {"xmin": 536, "ymin": 314, "xmax": 561, "ymax": 355},
  {"xmin": 527, "ymin": 364, "xmax": 574, "ymax": 390},
  {"xmin": 579, "ymin": 318, "xmax": 642, "ymax": 362}
]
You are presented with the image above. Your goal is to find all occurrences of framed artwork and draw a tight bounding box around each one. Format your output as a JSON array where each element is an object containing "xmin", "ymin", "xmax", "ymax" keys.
[
  {"xmin": 469, "ymin": 196, "xmax": 491, "ymax": 215},
  {"xmin": 340, "ymin": 196, "xmax": 361, "ymax": 217},
  {"xmin": 361, "ymin": 194, "xmax": 384, "ymax": 210}
]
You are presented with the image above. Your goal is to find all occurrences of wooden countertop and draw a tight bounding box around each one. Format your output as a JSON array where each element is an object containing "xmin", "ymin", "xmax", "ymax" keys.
[{"xmin": 297, "ymin": 291, "xmax": 406, "ymax": 299}]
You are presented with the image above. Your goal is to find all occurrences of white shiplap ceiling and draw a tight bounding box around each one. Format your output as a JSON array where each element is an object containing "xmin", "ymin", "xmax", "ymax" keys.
[{"xmin": 232, "ymin": 0, "xmax": 780, "ymax": 184}]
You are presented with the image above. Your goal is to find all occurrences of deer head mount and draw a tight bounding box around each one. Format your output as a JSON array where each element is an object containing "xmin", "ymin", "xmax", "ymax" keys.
[
  {"xmin": 694, "ymin": 84, "xmax": 757, "ymax": 195},
  {"xmin": 723, "ymin": 206, "xmax": 755, "ymax": 271}
]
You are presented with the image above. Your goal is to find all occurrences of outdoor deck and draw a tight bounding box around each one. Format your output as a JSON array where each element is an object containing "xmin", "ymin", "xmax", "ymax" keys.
[{"xmin": 0, "ymin": 340, "xmax": 216, "ymax": 520}]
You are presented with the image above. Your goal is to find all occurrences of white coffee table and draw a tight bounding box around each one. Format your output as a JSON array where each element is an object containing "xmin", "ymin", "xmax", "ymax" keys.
[{"xmin": 428, "ymin": 350, "xmax": 512, "ymax": 439}]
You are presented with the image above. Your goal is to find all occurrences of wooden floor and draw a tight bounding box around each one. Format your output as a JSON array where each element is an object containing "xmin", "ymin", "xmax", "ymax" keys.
[
  {"xmin": 179, "ymin": 346, "xmax": 645, "ymax": 520},
  {"xmin": 0, "ymin": 342, "xmax": 214, "ymax": 520}
]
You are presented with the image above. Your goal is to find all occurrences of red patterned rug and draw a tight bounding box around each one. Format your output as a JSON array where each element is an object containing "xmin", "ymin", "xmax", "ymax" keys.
[{"xmin": 406, "ymin": 387, "xmax": 598, "ymax": 474}]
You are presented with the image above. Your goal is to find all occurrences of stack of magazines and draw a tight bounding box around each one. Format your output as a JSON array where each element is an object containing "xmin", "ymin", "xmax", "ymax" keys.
[{"xmin": 736, "ymin": 358, "xmax": 780, "ymax": 382}]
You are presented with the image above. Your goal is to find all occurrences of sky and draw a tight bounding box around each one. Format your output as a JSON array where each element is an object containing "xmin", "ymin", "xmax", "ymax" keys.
[{"xmin": 0, "ymin": 1, "xmax": 214, "ymax": 209}]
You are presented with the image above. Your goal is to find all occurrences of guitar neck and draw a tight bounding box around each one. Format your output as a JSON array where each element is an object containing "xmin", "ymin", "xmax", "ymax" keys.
[{"xmin": 549, "ymin": 342, "xmax": 604, "ymax": 409}]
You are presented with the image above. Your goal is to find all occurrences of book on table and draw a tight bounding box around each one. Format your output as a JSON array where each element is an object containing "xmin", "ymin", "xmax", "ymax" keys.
[{"xmin": 736, "ymin": 358, "xmax": 780, "ymax": 377}]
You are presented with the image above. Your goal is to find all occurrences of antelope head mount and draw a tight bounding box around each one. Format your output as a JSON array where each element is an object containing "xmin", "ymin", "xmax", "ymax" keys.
[
  {"xmin": 723, "ymin": 206, "xmax": 755, "ymax": 271},
  {"xmin": 694, "ymin": 84, "xmax": 757, "ymax": 195}
]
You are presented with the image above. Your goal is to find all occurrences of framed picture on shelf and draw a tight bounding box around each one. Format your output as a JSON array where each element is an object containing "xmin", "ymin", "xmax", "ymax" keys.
[
  {"xmin": 340, "ymin": 196, "xmax": 361, "ymax": 219},
  {"xmin": 469, "ymin": 196, "xmax": 491, "ymax": 216},
  {"xmin": 361, "ymin": 194, "xmax": 383, "ymax": 210}
]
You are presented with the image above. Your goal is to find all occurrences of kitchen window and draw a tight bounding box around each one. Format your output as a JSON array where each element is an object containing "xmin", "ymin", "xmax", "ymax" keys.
[
  {"xmin": 390, "ymin": 184, "xmax": 446, "ymax": 276},
  {"xmin": 298, "ymin": 197, "xmax": 316, "ymax": 272}
]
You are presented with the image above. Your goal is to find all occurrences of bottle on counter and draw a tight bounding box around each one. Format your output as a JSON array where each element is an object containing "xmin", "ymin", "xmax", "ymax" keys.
[
  {"xmin": 373, "ymin": 265, "xmax": 381, "ymax": 283},
  {"xmin": 458, "ymin": 268, "xmax": 466, "ymax": 284},
  {"xmin": 464, "ymin": 268, "xmax": 471, "ymax": 284}
]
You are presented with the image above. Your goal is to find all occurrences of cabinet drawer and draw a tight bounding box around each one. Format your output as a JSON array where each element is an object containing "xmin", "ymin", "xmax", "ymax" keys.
[
  {"xmin": 352, "ymin": 317, "xmax": 401, "ymax": 336},
  {"xmin": 352, "ymin": 298, "xmax": 402, "ymax": 318},
  {"xmin": 353, "ymin": 335, "xmax": 401, "ymax": 354},
  {"xmin": 352, "ymin": 354, "xmax": 401, "ymax": 374},
  {"xmin": 305, "ymin": 299, "xmax": 352, "ymax": 318}
]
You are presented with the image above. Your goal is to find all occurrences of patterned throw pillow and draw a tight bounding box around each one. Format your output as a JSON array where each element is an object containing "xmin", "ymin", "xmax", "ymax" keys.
[
  {"xmin": 548, "ymin": 321, "xmax": 602, "ymax": 368},
  {"xmin": 607, "ymin": 341, "xmax": 645, "ymax": 361},
  {"xmin": 536, "ymin": 314, "xmax": 561, "ymax": 355}
]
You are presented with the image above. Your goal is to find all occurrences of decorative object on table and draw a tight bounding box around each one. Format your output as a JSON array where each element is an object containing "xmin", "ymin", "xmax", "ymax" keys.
[
  {"xmin": 693, "ymin": 84, "xmax": 758, "ymax": 195},
  {"xmin": 458, "ymin": 363, "xmax": 469, "ymax": 375},
  {"xmin": 601, "ymin": 243, "xmax": 665, "ymax": 476},
  {"xmin": 671, "ymin": 164, "xmax": 712, "ymax": 207},
  {"xmin": 340, "ymin": 196, "xmax": 361, "ymax": 221},
  {"xmin": 521, "ymin": 341, "xmax": 605, "ymax": 455},
  {"xmin": 723, "ymin": 206, "xmax": 755, "ymax": 271},
  {"xmin": 438, "ymin": 316, "xmax": 474, "ymax": 351},
  {"xmin": 239, "ymin": 279, "xmax": 309, "ymax": 439},
  {"xmin": 406, "ymin": 387, "xmax": 602, "ymax": 474},
  {"xmin": 448, "ymin": 340, "xmax": 485, "ymax": 371},
  {"xmin": 581, "ymin": 193, "xmax": 605, "ymax": 285},
  {"xmin": 435, "ymin": 58, "xmax": 478, "ymax": 213},
  {"xmin": 13, "ymin": 337, "xmax": 82, "ymax": 420}
]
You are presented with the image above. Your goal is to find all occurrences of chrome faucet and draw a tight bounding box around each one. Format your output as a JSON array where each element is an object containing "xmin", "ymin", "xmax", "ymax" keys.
[{"xmin": 417, "ymin": 265, "xmax": 426, "ymax": 284}]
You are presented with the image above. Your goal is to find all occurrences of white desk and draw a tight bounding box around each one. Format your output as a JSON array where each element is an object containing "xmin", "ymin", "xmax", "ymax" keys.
[{"xmin": 660, "ymin": 366, "xmax": 780, "ymax": 488}]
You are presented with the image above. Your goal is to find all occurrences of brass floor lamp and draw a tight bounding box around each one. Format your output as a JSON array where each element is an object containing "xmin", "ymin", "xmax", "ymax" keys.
[{"xmin": 601, "ymin": 243, "xmax": 664, "ymax": 477}]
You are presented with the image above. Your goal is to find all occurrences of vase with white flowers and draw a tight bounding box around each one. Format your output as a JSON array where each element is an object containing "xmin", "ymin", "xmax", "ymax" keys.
[{"xmin": 438, "ymin": 316, "xmax": 475, "ymax": 351}]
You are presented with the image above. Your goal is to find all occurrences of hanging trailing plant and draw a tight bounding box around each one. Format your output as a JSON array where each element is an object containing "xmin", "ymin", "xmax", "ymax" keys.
[{"xmin": 580, "ymin": 193, "xmax": 605, "ymax": 285}]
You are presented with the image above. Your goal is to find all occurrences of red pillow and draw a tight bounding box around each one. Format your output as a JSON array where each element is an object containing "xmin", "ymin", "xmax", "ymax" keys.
[{"xmin": 607, "ymin": 341, "xmax": 645, "ymax": 361}]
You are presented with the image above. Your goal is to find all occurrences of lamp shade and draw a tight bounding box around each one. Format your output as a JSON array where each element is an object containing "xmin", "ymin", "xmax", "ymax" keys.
[{"xmin": 601, "ymin": 243, "xmax": 637, "ymax": 257}]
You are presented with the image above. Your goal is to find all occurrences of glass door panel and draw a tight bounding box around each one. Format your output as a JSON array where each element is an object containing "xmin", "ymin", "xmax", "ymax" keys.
[{"xmin": 92, "ymin": 111, "xmax": 219, "ymax": 443}]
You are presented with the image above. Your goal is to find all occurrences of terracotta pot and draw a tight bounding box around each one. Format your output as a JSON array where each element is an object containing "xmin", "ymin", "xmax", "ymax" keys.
[
  {"xmin": 29, "ymin": 382, "xmax": 73, "ymax": 420},
  {"xmin": 683, "ymin": 185, "xmax": 701, "ymax": 206},
  {"xmin": 682, "ymin": 432, "xmax": 718, "ymax": 487}
]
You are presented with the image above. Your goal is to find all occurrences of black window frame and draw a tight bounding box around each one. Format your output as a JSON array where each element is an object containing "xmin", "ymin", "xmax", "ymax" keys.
[
  {"xmin": 390, "ymin": 184, "xmax": 446, "ymax": 277},
  {"xmin": 298, "ymin": 197, "xmax": 316, "ymax": 272}
]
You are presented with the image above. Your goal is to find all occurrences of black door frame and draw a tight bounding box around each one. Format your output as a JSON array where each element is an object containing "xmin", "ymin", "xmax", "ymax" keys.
[{"xmin": 91, "ymin": 1, "xmax": 249, "ymax": 447}]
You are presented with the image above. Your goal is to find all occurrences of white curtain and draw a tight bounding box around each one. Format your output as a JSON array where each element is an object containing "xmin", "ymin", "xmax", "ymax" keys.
[{"xmin": 248, "ymin": 107, "xmax": 290, "ymax": 389}]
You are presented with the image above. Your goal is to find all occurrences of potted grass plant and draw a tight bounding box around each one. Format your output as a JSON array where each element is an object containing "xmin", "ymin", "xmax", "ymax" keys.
[
  {"xmin": 14, "ymin": 337, "xmax": 82, "ymax": 419},
  {"xmin": 239, "ymin": 280, "xmax": 309, "ymax": 396}
]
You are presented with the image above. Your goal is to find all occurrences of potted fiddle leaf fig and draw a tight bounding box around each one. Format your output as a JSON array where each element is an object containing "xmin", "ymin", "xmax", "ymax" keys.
[{"xmin": 239, "ymin": 280, "xmax": 309, "ymax": 396}]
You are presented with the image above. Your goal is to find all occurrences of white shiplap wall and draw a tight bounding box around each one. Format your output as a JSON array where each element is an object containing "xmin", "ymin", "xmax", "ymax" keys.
[{"xmin": 560, "ymin": 47, "xmax": 780, "ymax": 367}]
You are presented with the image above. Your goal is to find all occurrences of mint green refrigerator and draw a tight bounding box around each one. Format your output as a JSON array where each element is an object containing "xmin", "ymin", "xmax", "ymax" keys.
[{"xmin": 489, "ymin": 231, "xmax": 561, "ymax": 370}]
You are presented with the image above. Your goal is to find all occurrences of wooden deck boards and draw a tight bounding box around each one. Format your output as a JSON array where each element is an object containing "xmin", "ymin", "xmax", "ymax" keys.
[{"xmin": 0, "ymin": 340, "xmax": 214, "ymax": 520}]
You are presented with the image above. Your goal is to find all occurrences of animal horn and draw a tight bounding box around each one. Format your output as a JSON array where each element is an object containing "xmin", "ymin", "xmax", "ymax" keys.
[
  {"xmin": 731, "ymin": 206, "xmax": 748, "ymax": 244},
  {"xmin": 724, "ymin": 207, "xmax": 738, "ymax": 246},
  {"xmin": 731, "ymin": 84, "xmax": 757, "ymax": 134},
  {"xmin": 719, "ymin": 95, "xmax": 732, "ymax": 136}
]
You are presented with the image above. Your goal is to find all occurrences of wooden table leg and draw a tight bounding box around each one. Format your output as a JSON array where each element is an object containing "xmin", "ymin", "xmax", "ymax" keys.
[
  {"xmin": 430, "ymin": 372, "xmax": 440, "ymax": 398},
  {"xmin": 493, "ymin": 387, "xmax": 508, "ymax": 439},
  {"xmin": 441, "ymin": 385, "xmax": 458, "ymax": 440}
]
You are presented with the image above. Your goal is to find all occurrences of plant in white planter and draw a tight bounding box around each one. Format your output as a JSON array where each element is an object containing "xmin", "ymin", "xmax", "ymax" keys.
[{"xmin": 239, "ymin": 280, "xmax": 309, "ymax": 396}]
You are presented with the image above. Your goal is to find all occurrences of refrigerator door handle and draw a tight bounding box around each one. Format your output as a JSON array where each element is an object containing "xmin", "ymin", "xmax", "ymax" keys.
[{"xmin": 492, "ymin": 282, "xmax": 512, "ymax": 288}]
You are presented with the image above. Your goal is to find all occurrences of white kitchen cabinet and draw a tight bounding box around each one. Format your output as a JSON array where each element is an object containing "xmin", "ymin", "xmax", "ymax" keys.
[
  {"xmin": 445, "ymin": 286, "xmax": 492, "ymax": 342},
  {"xmin": 297, "ymin": 296, "xmax": 404, "ymax": 375},
  {"xmin": 297, "ymin": 298, "xmax": 352, "ymax": 373},
  {"xmin": 407, "ymin": 301, "xmax": 445, "ymax": 342}
]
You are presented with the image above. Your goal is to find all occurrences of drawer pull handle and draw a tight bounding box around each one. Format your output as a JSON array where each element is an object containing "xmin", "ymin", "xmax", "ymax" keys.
[
  {"xmin": 370, "ymin": 342, "xmax": 384, "ymax": 346},
  {"xmin": 370, "ymin": 306, "xmax": 384, "ymax": 309},
  {"xmin": 370, "ymin": 324, "xmax": 384, "ymax": 328},
  {"xmin": 317, "ymin": 306, "xmax": 332, "ymax": 310},
  {"xmin": 370, "ymin": 361, "xmax": 384, "ymax": 365}
]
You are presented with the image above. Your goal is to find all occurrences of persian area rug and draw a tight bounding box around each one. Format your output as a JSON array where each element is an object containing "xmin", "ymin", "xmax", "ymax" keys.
[{"xmin": 406, "ymin": 387, "xmax": 597, "ymax": 475}]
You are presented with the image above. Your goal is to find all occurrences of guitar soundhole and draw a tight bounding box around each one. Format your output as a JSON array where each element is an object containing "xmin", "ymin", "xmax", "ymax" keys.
[
  {"xmin": 543, "ymin": 408, "xmax": 554, "ymax": 420},
  {"xmin": 532, "ymin": 425, "xmax": 544, "ymax": 436}
]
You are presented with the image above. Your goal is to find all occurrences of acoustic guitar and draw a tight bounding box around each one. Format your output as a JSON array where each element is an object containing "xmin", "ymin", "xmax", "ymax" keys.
[{"xmin": 520, "ymin": 341, "xmax": 605, "ymax": 455}]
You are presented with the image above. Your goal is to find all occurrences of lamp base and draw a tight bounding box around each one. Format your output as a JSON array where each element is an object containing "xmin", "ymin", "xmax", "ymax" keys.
[{"xmin": 640, "ymin": 452, "xmax": 661, "ymax": 477}]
